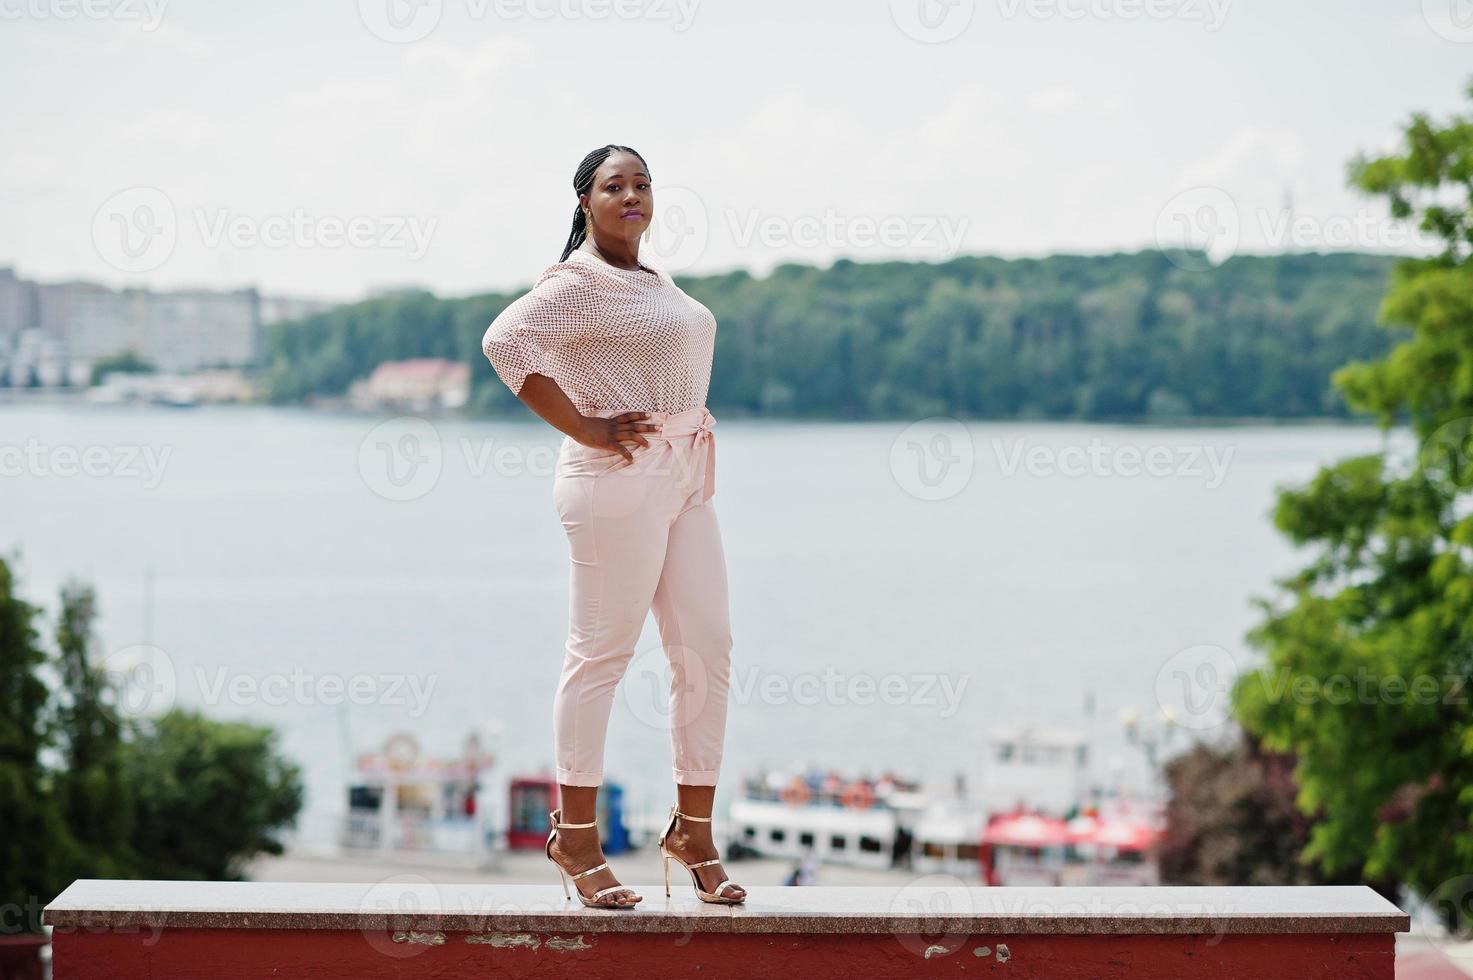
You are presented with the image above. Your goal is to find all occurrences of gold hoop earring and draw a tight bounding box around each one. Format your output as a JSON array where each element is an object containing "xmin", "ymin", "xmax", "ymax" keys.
[{"xmin": 642, "ymin": 219, "xmax": 652, "ymax": 244}]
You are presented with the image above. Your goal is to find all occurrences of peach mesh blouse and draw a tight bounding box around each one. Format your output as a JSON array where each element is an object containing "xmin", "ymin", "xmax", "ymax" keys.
[{"xmin": 481, "ymin": 248, "xmax": 717, "ymax": 415}]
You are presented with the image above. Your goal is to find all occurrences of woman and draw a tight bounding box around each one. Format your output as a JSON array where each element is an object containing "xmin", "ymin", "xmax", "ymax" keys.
[{"xmin": 481, "ymin": 144, "xmax": 746, "ymax": 909}]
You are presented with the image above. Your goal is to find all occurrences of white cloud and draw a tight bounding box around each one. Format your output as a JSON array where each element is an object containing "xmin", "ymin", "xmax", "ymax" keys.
[
  {"xmin": 1173, "ymin": 125, "xmax": 1306, "ymax": 196},
  {"xmin": 0, "ymin": 1, "xmax": 1457, "ymax": 294},
  {"xmin": 1028, "ymin": 84, "xmax": 1086, "ymax": 114},
  {"xmin": 21, "ymin": 15, "xmax": 208, "ymax": 59}
]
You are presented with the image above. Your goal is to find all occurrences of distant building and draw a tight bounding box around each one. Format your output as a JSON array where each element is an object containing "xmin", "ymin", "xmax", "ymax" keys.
[
  {"xmin": 0, "ymin": 266, "xmax": 337, "ymax": 386},
  {"xmin": 365, "ymin": 282, "xmax": 434, "ymax": 298},
  {"xmin": 88, "ymin": 369, "xmax": 256, "ymax": 406},
  {"xmin": 27, "ymin": 278, "xmax": 260, "ymax": 374},
  {"xmin": 0, "ymin": 267, "xmax": 33, "ymax": 347},
  {"xmin": 349, "ymin": 358, "xmax": 470, "ymax": 412},
  {"xmin": 8, "ymin": 329, "xmax": 68, "ymax": 387},
  {"xmin": 259, "ymin": 294, "xmax": 337, "ymax": 325}
]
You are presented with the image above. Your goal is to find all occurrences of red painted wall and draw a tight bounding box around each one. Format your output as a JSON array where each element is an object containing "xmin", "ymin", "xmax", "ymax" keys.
[{"xmin": 50, "ymin": 926, "xmax": 1394, "ymax": 979}]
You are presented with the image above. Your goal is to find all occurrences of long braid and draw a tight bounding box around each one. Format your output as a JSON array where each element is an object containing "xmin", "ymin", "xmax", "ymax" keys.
[{"xmin": 559, "ymin": 144, "xmax": 651, "ymax": 262}]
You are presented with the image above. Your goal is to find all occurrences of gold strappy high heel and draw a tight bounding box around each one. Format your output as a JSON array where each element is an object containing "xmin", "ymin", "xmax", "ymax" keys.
[
  {"xmin": 657, "ymin": 804, "xmax": 745, "ymax": 904},
  {"xmin": 544, "ymin": 807, "xmax": 641, "ymax": 909}
]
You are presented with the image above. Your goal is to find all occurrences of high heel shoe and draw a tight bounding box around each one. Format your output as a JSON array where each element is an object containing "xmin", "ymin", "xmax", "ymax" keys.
[
  {"xmin": 657, "ymin": 804, "xmax": 745, "ymax": 904},
  {"xmin": 544, "ymin": 807, "xmax": 641, "ymax": 909}
]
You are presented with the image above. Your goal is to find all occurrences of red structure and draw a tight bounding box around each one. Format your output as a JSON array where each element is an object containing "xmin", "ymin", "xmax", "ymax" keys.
[
  {"xmin": 42, "ymin": 879, "xmax": 1409, "ymax": 980},
  {"xmin": 0, "ymin": 934, "xmax": 47, "ymax": 980},
  {"xmin": 50, "ymin": 928, "xmax": 1398, "ymax": 978},
  {"xmin": 506, "ymin": 775, "xmax": 559, "ymax": 850}
]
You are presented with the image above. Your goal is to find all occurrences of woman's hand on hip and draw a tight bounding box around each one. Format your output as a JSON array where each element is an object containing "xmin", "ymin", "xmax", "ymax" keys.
[{"xmin": 574, "ymin": 412, "xmax": 656, "ymax": 464}]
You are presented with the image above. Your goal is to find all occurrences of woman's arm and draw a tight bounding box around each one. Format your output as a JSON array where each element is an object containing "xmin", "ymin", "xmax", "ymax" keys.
[
  {"xmin": 481, "ymin": 264, "xmax": 600, "ymax": 440},
  {"xmin": 513, "ymin": 371, "xmax": 590, "ymax": 442},
  {"xmin": 481, "ymin": 264, "xmax": 653, "ymax": 459}
]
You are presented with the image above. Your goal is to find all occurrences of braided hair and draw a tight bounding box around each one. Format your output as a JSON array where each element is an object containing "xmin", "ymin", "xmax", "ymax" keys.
[{"xmin": 560, "ymin": 144, "xmax": 651, "ymax": 262}]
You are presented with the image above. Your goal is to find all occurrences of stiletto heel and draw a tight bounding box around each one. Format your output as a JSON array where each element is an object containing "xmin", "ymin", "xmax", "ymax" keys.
[
  {"xmin": 544, "ymin": 807, "xmax": 641, "ymax": 909},
  {"xmin": 657, "ymin": 804, "xmax": 745, "ymax": 904}
]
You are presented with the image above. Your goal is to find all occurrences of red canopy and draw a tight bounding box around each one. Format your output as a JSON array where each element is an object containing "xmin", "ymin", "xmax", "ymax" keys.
[
  {"xmin": 1066, "ymin": 814, "xmax": 1160, "ymax": 851},
  {"xmin": 1065, "ymin": 814, "xmax": 1100, "ymax": 842},
  {"xmin": 982, "ymin": 812, "xmax": 1070, "ymax": 847}
]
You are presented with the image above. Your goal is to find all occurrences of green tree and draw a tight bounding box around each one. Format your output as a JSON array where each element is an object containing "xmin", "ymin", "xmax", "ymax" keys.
[
  {"xmin": 0, "ymin": 555, "xmax": 306, "ymax": 930},
  {"xmin": 88, "ymin": 349, "xmax": 155, "ymax": 386},
  {"xmin": 122, "ymin": 709, "xmax": 304, "ymax": 881},
  {"xmin": 261, "ymin": 251, "xmax": 1397, "ymax": 421},
  {"xmin": 51, "ymin": 580, "xmax": 135, "ymax": 879},
  {"xmin": 0, "ymin": 555, "xmax": 80, "ymax": 934},
  {"xmin": 1232, "ymin": 79, "xmax": 1473, "ymax": 902}
]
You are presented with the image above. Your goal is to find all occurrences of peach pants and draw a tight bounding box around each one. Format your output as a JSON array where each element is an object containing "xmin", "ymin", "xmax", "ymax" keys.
[{"xmin": 551, "ymin": 406, "xmax": 733, "ymax": 787}]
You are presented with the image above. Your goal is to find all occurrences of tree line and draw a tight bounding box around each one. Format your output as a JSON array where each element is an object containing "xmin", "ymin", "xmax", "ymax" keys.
[{"xmin": 261, "ymin": 249, "xmax": 1400, "ymax": 421}]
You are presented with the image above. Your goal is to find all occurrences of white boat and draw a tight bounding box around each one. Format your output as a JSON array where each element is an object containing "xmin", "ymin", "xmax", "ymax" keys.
[
  {"xmin": 729, "ymin": 796, "xmax": 903, "ymax": 871},
  {"xmin": 911, "ymin": 803, "xmax": 987, "ymax": 877},
  {"xmin": 725, "ymin": 726, "xmax": 1163, "ymax": 884},
  {"xmin": 728, "ymin": 767, "xmax": 947, "ymax": 873}
]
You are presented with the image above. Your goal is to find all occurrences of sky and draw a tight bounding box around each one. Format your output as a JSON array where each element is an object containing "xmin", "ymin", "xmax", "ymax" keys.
[{"xmin": 2, "ymin": 0, "xmax": 1470, "ymax": 301}]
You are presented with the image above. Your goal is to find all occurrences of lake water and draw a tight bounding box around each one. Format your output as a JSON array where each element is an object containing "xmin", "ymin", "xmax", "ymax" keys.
[{"xmin": 1, "ymin": 403, "xmax": 1401, "ymax": 845}]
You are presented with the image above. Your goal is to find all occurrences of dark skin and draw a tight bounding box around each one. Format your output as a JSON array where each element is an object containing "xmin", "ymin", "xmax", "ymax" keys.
[
  {"xmin": 517, "ymin": 150, "xmax": 658, "ymax": 466},
  {"xmin": 525, "ymin": 150, "xmax": 746, "ymax": 907}
]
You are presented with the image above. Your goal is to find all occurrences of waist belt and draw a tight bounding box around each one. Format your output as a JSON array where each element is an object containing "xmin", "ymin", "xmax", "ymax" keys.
[{"xmin": 586, "ymin": 406, "xmax": 717, "ymax": 503}]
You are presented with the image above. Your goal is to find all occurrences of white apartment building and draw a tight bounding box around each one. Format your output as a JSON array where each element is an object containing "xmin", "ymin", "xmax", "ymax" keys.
[{"xmin": 0, "ymin": 266, "xmax": 331, "ymax": 384}]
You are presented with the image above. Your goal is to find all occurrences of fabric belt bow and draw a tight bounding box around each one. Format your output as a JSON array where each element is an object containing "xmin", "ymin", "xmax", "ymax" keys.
[{"xmin": 650, "ymin": 407, "xmax": 718, "ymax": 503}]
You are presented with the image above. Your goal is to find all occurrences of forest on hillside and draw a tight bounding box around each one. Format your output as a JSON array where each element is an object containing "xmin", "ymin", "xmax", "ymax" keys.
[{"xmin": 261, "ymin": 250, "xmax": 1400, "ymax": 420}]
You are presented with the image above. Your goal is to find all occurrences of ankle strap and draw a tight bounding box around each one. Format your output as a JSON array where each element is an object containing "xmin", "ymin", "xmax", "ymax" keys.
[
  {"xmin": 550, "ymin": 809, "xmax": 598, "ymax": 829},
  {"xmin": 673, "ymin": 807, "xmax": 711, "ymax": 822}
]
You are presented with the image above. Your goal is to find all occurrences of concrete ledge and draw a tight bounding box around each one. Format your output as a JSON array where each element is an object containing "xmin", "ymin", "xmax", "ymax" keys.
[
  {"xmin": 42, "ymin": 880, "xmax": 1410, "ymax": 980},
  {"xmin": 42, "ymin": 880, "xmax": 1410, "ymax": 934}
]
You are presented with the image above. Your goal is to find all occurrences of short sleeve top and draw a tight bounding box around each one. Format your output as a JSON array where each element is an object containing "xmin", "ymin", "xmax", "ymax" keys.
[{"xmin": 480, "ymin": 248, "xmax": 717, "ymax": 414}]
